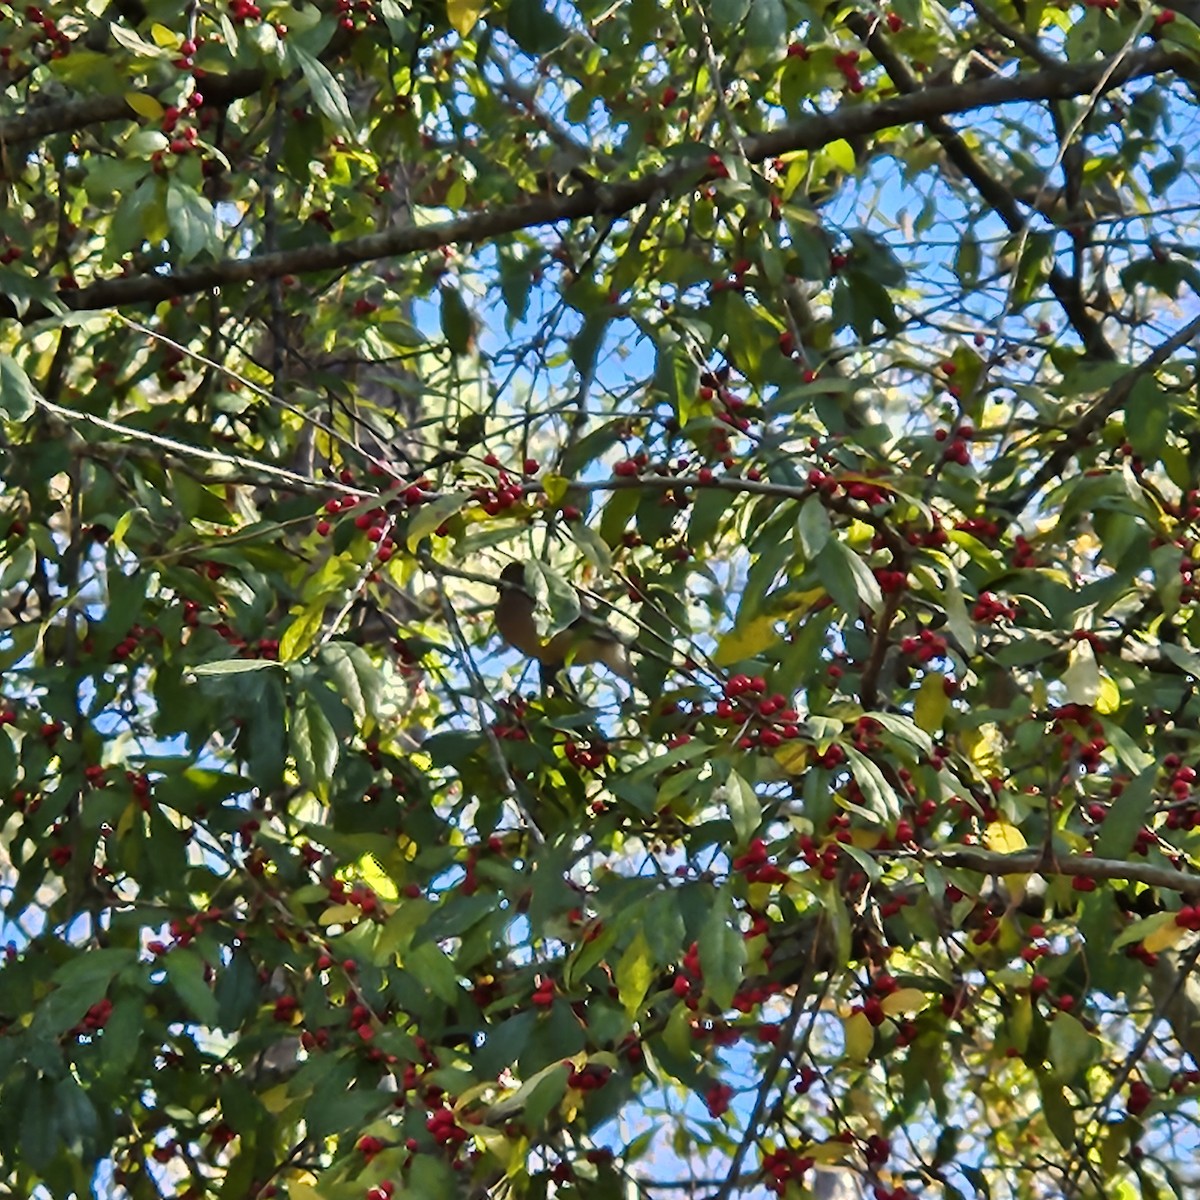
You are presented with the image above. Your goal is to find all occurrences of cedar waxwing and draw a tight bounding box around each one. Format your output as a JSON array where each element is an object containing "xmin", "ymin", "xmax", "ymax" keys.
[{"xmin": 494, "ymin": 562, "xmax": 634, "ymax": 686}]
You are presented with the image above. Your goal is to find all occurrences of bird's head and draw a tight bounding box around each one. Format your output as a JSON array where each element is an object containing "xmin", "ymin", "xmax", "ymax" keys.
[{"xmin": 498, "ymin": 562, "xmax": 530, "ymax": 591}]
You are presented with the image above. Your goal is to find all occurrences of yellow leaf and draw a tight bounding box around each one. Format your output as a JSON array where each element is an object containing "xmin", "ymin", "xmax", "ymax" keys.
[
  {"xmin": 261, "ymin": 1084, "xmax": 292, "ymax": 1114},
  {"xmin": 714, "ymin": 614, "xmax": 779, "ymax": 665},
  {"xmin": 881, "ymin": 987, "xmax": 929, "ymax": 1017},
  {"xmin": 447, "ymin": 0, "xmax": 486, "ymax": 35},
  {"xmin": 318, "ymin": 903, "xmax": 360, "ymax": 926},
  {"xmin": 1063, "ymin": 640, "xmax": 1101, "ymax": 706},
  {"xmin": 125, "ymin": 92, "xmax": 164, "ymax": 120},
  {"xmin": 1144, "ymin": 919, "xmax": 1187, "ymax": 954},
  {"xmin": 773, "ymin": 741, "xmax": 809, "ymax": 774},
  {"xmin": 844, "ymin": 1010, "xmax": 874, "ymax": 1062},
  {"xmin": 984, "ymin": 821, "xmax": 1027, "ymax": 853},
  {"xmin": 964, "ymin": 723, "xmax": 1004, "ymax": 775},
  {"xmin": 1095, "ymin": 671, "xmax": 1120, "ymax": 714},
  {"xmin": 149, "ymin": 22, "xmax": 178, "ymax": 47},
  {"xmin": 914, "ymin": 672, "xmax": 949, "ymax": 733},
  {"xmin": 359, "ymin": 853, "xmax": 400, "ymax": 901},
  {"xmin": 288, "ymin": 1182, "xmax": 323, "ymax": 1200},
  {"xmin": 542, "ymin": 473, "xmax": 569, "ymax": 506},
  {"xmin": 808, "ymin": 1139, "xmax": 856, "ymax": 1163}
]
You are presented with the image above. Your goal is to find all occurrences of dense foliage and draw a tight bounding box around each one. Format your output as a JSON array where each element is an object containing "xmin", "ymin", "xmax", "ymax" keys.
[{"xmin": 3, "ymin": 0, "xmax": 1200, "ymax": 1197}]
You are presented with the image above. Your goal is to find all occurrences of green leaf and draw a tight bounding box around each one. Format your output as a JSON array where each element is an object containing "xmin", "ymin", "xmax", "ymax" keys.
[
  {"xmin": 724, "ymin": 770, "xmax": 762, "ymax": 845},
  {"xmin": 1047, "ymin": 1012, "xmax": 1098, "ymax": 1083},
  {"xmin": 439, "ymin": 284, "xmax": 475, "ymax": 355},
  {"xmin": 797, "ymin": 494, "xmax": 831, "ymax": 560},
  {"xmin": 279, "ymin": 597, "xmax": 329, "ymax": 662},
  {"xmin": 816, "ymin": 539, "xmax": 882, "ymax": 616},
  {"xmin": 406, "ymin": 492, "xmax": 470, "ymax": 551},
  {"xmin": 164, "ymin": 948, "xmax": 220, "ymax": 1026},
  {"xmin": 292, "ymin": 47, "xmax": 352, "ymax": 130},
  {"xmin": 956, "ymin": 228, "xmax": 981, "ymax": 287},
  {"xmin": 51, "ymin": 948, "xmax": 137, "ymax": 989},
  {"xmin": 166, "ymin": 180, "xmax": 215, "ymax": 263},
  {"xmin": 1038, "ymin": 1076, "xmax": 1077, "ymax": 1149},
  {"xmin": 319, "ymin": 642, "xmax": 384, "ymax": 726},
  {"xmin": 1095, "ymin": 765, "xmax": 1157, "ymax": 858},
  {"xmin": 291, "ymin": 691, "xmax": 339, "ymax": 800},
  {"xmin": 844, "ymin": 746, "xmax": 900, "ymax": 821},
  {"xmin": 193, "ymin": 658, "xmax": 284, "ymax": 676},
  {"xmin": 698, "ymin": 890, "xmax": 747, "ymax": 1011},
  {"xmin": 1125, "ymin": 376, "xmax": 1170, "ymax": 462},
  {"xmin": 616, "ymin": 931, "xmax": 656, "ymax": 1021},
  {"xmin": 0, "ymin": 355, "xmax": 39, "ymax": 421}
]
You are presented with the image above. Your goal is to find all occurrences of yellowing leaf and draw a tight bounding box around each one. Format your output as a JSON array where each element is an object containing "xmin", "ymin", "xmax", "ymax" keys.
[
  {"xmin": 448, "ymin": 0, "xmax": 486, "ymax": 35},
  {"xmin": 773, "ymin": 742, "xmax": 810, "ymax": 773},
  {"xmin": 844, "ymin": 1010, "xmax": 874, "ymax": 1061},
  {"xmin": 616, "ymin": 931, "xmax": 655, "ymax": 1021},
  {"xmin": 542, "ymin": 473, "xmax": 569, "ymax": 506},
  {"xmin": 808, "ymin": 1139, "xmax": 856, "ymax": 1163},
  {"xmin": 359, "ymin": 853, "xmax": 399, "ymax": 901},
  {"xmin": 1063, "ymin": 640, "xmax": 1101, "ymax": 706},
  {"xmin": 318, "ymin": 903, "xmax": 360, "ymax": 926},
  {"xmin": 881, "ymin": 987, "xmax": 929, "ymax": 1017},
  {"xmin": 1144, "ymin": 918, "xmax": 1188, "ymax": 954},
  {"xmin": 125, "ymin": 92, "xmax": 165, "ymax": 120},
  {"xmin": 714, "ymin": 614, "xmax": 778, "ymax": 665},
  {"xmin": 1095, "ymin": 671, "xmax": 1120, "ymax": 715},
  {"xmin": 288, "ymin": 1182, "xmax": 323, "ymax": 1200},
  {"xmin": 984, "ymin": 821, "xmax": 1027, "ymax": 853},
  {"xmin": 149, "ymin": 22, "xmax": 178, "ymax": 47},
  {"xmin": 964, "ymin": 723, "xmax": 1004, "ymax": 775},
  {"xmin": 261, "ymin": 1084, "xmax": 293, "ymax": 1114},
  {"xmin": 914, "ymin": 672, "xmax": 949, "ymax": 733}
]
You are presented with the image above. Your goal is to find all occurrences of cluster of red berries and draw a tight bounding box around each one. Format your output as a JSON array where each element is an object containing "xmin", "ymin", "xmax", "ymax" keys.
[
  {"xmin": 334, "ymin": 0, "xmax": 378, "ymax": 32},
  {"xmin": 229, "ymin": 0, "xmax": 263, "ymax": 21},
  {"xmin": 705, "ymin": 1082, "xmax": 734, "ymax": 1118},
  {"xmin": 69, "ymin": 997, "xmax": 114, "ymax": 1037},
  {"xmin": 1173, "ymin": 904, "xmax": 1200, "ymax": 931},
  {"xmin": 762, "ymin": 1147, "xmax": 814, "ymax": 1193},
  {"xmin": 834, "ymin": 49, "xmax": 865, "ymax": 92},
  {"xmin": 160, "ymin": 92, "xmax": 205, "ymax": 157},
  {"xmin": 565, "ymin": 1062, "xmax": 612, "ymax": 1091},
  {"xmin": 564, "ymin": 738, "xmax": 607, "ymax": 770},
  {"xmin": 717, "ymin": 674, "xmax": 803, "ymax": 751},
  {"xmin": 365, "ymin": 1182, "xmax": 396, "ymax": 1200},
  {"xmin": 1127, "ymin": 1079, "xmax": 1154, "ymax": 1116},
  {"xmin": 874, "ymin": 565, "xmax": 908, "ymax": 593},
  {"xmin": 356, "ymin": 1135, "xmax": 386, "ymax": 1161},
  {"xmin": 491, "ymin": 696, "xmax": 529, "ymax": 741},
  {"xmin": 671, "ymin": 941, "xmax": 704, "ymax": 1006},
  {"xmin": 899, "ymin": 628, "xmax": 947, "ymax": 663},
  {"xmin": 531, "ymin": 977, "xmax": 555, "ymax": 1008},
  {"xmin": 472, "ymin": 473, "xmax": 525, "ymax": 516},
  {"xmin": 425, "ymin": 1104, "xmax": 468, "ymax": 1148},
  {"xmin": 937, "ymin": 426, "xmax": 973, "ymax": 466},
  {"xmin": 971, "ymin": 591, "xmax": 1017, "ymax": 623},
  {"xmin": 732, "ymin": 837, "xmax": 788, "ymax": 884},
  {"xmin": 16, "ymin": 5, "xmax": 69, "ymax": 59}
]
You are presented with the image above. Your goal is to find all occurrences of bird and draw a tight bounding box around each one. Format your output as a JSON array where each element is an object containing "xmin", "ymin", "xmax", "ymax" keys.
[{"xmin": 494, "ymin": 562, "xmax": 634, "ymax": 687}]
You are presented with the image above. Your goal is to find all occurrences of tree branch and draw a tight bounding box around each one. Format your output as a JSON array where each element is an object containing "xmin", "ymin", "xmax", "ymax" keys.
[
  {"xmin": 926, "ymin": 847, "xmax": 1200, "ymax": 895},
  {"xmin": 2, "ymin": 45, "xmax": 1183, "ymax": 323}
]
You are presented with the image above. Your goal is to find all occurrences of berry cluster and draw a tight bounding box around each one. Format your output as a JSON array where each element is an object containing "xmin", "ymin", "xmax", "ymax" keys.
[
  {"xmin": 971, "ymin": 591, "xmax": 1017, "ymax": 623},
  {"xmin": 716, "ymin": 674, "xmax": 802, "ymax": 750}
]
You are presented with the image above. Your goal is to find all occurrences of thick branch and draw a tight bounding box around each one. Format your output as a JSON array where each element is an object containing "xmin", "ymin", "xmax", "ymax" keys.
[
  {"xmin": 928, "ymin": 847, "xmax": 1200, "ymax": 895},
  {"xmin": 1, "ymin": 45, "xmax": 1183, "ymax": 324}
]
